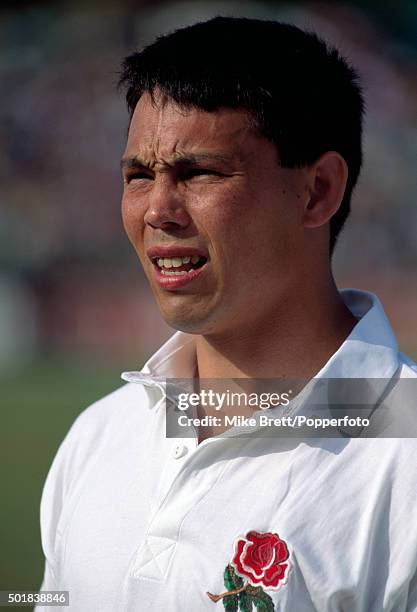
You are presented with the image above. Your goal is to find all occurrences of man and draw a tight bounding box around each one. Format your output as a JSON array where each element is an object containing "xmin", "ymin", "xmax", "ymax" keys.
[{"xmin": 37, "ymin": 17, "xmax": 417, "ymax": 611}]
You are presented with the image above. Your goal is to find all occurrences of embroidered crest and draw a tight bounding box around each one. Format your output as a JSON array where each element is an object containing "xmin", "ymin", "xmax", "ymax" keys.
[{"xmin": 207, "ymin": 530, "xmax": 291, "ymax": 610}]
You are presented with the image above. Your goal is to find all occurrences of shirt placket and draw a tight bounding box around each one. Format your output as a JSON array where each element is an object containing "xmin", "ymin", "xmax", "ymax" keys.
[{"xmin": 128, "ymin": 430, "xmax": 228, "ymax": 584}]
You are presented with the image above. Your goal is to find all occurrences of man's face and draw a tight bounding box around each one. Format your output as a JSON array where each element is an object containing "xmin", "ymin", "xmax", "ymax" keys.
[{"xmin": 121, "ymin": 92, "xmax": 309, "ymax": 335}]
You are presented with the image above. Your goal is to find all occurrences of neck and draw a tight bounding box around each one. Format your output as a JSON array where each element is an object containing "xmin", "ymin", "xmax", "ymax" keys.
[{"xmin": 195, "ymin": 277, "xmax": 356, "ymax": 379}]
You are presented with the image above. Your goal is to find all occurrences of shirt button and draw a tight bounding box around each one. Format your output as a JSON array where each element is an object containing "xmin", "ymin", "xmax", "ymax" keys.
[{"xmin": 172, "ymin": 444, "xmax": 188, "ymax": 459}]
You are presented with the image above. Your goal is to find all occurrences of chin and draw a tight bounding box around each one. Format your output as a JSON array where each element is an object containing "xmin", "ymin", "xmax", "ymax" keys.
[
  {"xmin": 153, "ymin": 286, "xmax": 227, "ymax": 335},
  {"xmin": 161, "ymin": 312, "xmax": 211, "ymax": 335},
  {"xmin": 157, "ymin": 303, "xmax": 219, "ymax": 335}
]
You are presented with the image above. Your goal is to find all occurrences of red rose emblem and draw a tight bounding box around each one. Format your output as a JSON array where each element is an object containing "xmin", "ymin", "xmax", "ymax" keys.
[{"xmin": 231, "ymin": 530, "xmax": 291, "ymax": 590}]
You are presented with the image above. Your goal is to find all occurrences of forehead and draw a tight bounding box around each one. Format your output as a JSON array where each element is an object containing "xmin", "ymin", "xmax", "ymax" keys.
[{"xmin": 124, "ymin": 92, "xmax": 262, "ymax": 161}]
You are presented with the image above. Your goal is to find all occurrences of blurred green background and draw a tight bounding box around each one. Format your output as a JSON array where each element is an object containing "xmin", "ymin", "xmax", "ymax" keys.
[{"xmin": 1, "ymin": 0, "xmax": 417, "ymax": 609}]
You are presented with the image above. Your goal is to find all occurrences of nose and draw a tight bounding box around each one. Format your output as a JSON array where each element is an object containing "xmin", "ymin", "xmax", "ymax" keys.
[{"xmin": 144, "ymin": 177, "xmax": 191, "ymax": 230}]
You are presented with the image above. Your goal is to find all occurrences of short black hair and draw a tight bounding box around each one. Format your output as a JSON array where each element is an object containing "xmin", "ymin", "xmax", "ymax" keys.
[{"xmin": 119, "ymin": 16, "xmax": 364, "ymax": 253}]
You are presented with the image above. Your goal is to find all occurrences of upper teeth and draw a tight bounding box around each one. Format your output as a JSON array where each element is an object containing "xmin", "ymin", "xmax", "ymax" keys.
[{"xmin": 156, "ymin": 255, "xmax": 200, "ymax": 268}]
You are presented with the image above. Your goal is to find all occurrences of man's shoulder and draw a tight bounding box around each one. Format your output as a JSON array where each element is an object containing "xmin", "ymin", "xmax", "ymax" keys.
[
  {"xmin": 38, "ymin": 381, "xmax": 158, "ymax": 564},
  {"xmin": 70, "ymin": 380, "xmax": 150, "ymax": 431},
  {"xmin": 50, "ymin": 381, "xmax": 154, "ymax": 484},
  {"xmin": 72, "ymin": 378, "xmax": 153, "ymax": 431},
  {"xmin": 357, "ymin": 352, "xmax": 417, "ymax": 438}
]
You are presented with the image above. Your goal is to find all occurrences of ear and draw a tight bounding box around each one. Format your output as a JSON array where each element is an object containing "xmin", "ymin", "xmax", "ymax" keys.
[{"xmin": 303, "ymin": 152, "xmax": 348, "ymax": 229}]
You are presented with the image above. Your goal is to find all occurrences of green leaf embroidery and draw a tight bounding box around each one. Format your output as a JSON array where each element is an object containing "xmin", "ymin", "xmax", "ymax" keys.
[
  {"xmin": 223, "ymin": 565, "xmax": 253, "ymax": 611},
  {"xmin": 252, "ymin": 589, "xmax": 275, "ymax": 612},
  {"xmin": 223, "ymin": 566, "xmax": 239, "ymax": 611},
  {"xmin": 223, "ymin": 594, "xmax": 239, "ymax": 612},
  {"xmin": 224, "ymin": 565, "xmax": 238, "ymax": 590},
  {"xmin": 238, "ymin": 590, "xmax": 253, "ymax": 612},
  {"xmin": 221, "ymin": 565, "xmax": 275, "ymax": 611},
  {"xmin": 232, "ymin": 571, "xmax": 244, "ymax": 589}
]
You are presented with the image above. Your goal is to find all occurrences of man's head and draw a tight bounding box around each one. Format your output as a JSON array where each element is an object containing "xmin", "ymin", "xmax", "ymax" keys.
[
  {"xmin": 120, "ymin": 17, "xmax": 364, "ymax": 253},
  {"xmin": 119, "ymin": 17, "xmax": 364, "ymax": 335}
]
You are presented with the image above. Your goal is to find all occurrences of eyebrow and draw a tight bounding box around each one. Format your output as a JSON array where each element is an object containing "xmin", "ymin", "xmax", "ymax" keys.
[{"xmin": 120, "ymin": 152, "xmax": 236, "ymax": 170}]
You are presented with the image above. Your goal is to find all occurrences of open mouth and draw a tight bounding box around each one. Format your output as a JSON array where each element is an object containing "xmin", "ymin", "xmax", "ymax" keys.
[{"xmin": 152, "ymin": 254, "xmax": 207, "ymax": 276}]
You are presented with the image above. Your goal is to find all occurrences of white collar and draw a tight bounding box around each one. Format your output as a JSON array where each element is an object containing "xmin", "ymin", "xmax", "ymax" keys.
[
  {"xmin": 315, "ymin": 289, "xmax": 399, "ymax": 379},
  {"xmin": 121, "ymin": 289, "xmax": 400, "ymax": 396}
]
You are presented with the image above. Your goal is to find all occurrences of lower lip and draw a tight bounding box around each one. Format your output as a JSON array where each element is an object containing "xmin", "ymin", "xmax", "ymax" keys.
[{"xmin": 153, "ymin": 263, "xmax": 207, "ymax": 289}]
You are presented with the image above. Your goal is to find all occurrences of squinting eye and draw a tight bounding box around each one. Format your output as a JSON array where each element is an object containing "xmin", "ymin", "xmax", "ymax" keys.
[
  {"xmin": 126, "ymin": 173, "xmax": 153, "ymax": 183},
  {"xmin": 186, "ymin": 169, "xmax": 224, "ymax": 179}
]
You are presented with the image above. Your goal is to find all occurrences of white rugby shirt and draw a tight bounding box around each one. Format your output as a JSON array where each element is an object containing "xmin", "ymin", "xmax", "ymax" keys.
[{"xmin": 37, "ymin": 290, "xmax": 417, "ymax": 612}]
